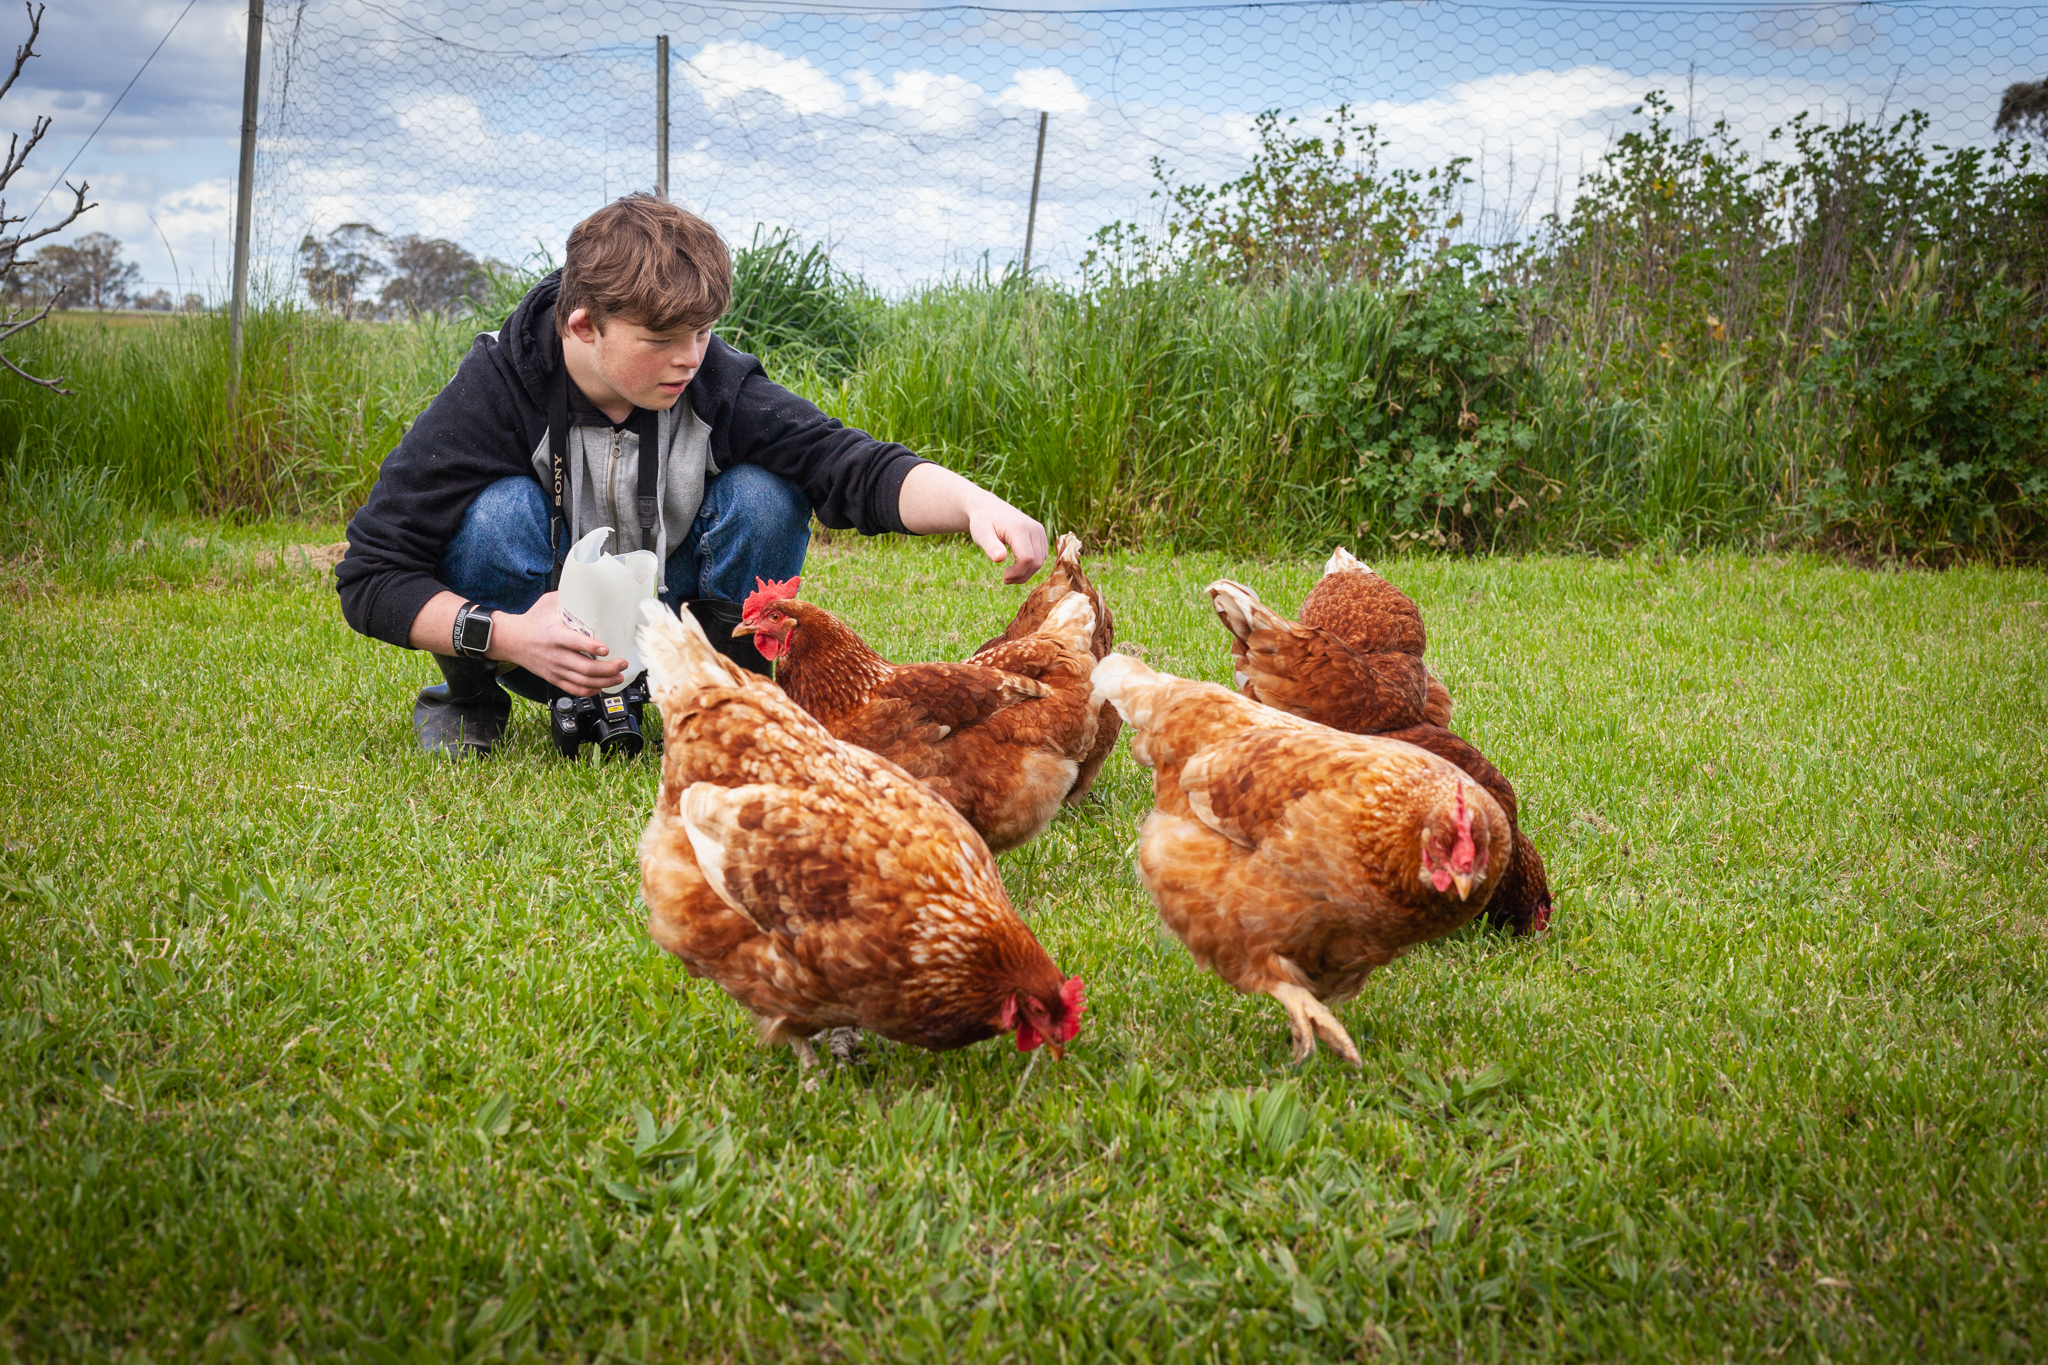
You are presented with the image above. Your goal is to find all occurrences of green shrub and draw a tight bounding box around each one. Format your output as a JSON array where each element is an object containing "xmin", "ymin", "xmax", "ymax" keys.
[{"xmin": 1806, "ymin": 254, "xmax": 2047, "ymax": 556}]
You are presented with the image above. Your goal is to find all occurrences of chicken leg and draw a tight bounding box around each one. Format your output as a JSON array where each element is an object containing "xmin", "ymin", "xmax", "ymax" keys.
[{"xmin": 1266, "ymin": 982, "xmax": 1363, "ymax": 1066}]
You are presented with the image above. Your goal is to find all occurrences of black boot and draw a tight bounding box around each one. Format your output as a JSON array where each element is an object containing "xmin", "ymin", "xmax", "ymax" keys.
[
  {"xmin": 686, "ymin": 598, "xmax": 773, "ymax": 676},
  {"xmin": 413, "ymin": 654, "xmax": 512, "ymax": 757}
]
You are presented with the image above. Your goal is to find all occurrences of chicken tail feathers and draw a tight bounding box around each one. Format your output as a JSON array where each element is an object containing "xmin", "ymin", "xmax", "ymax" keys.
[
  {"xmin": 1091, "ymin": 651, "xmax": 1168, "ymax": 727},
  {"xmin": 1053, "ymin": 532, "xmax": 1085, "ymax": 570},
  {"xmin": 638, "ymin": 599, "xmax": 749, "ymax": 708},
  {"xmin": 1323, "ymin": 546, "xmax": 1375, "ymax": 578},
  {"xmin": 1204, "ymin": 579, "xmax": 1279, "ymax": 646}
]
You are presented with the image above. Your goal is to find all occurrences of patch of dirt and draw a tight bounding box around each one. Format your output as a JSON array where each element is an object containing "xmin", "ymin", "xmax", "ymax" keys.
[{"xmin": 252, "ymin": 542, "xmax": 348, "ymax": 573}]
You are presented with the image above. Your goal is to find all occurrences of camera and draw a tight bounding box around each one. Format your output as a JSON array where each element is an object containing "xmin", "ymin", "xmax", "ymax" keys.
[{"xmin": 550, "ymin": 674, "xmax": 656, "ymax": 760}]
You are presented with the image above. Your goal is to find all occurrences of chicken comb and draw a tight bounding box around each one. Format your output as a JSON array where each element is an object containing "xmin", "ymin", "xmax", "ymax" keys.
[
  {"xmin": 740, "ymin": 575, "xmax": 801, "ymax": 621},
  {"xmin": 1449, "ymin": 786, "xmax": 1479, "ymax": 873},
  {"xmin": 1057, "ymin": 975, "xmax": 1088, "ymax": 1040}
]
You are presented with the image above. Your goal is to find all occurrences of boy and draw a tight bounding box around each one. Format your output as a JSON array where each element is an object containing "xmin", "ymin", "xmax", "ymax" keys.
[{"xmin": 336, "ymin": 194, "xmax": 1046, "ymax": 756}]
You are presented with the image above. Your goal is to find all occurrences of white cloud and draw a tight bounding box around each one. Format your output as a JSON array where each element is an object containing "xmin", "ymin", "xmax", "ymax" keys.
[
  {"xmin": 683, "ymin": 42, "xmax": 846, "ymax": 117},
  {"xmin": 1000, "ymin": 68, "xmax": 1089, "ymax": 116},
  {"xmin": 391, "ymin": 93, "xmax": 494, "ymax": 149},
  {"xmin": 851, "ymin": 70, "xmax": 985, "ymax": 131}
]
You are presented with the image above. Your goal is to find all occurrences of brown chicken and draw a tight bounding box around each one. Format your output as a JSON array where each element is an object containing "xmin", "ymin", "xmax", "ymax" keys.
[
  {"xmin": 974, "ymin": 532, "xmax": 1121, "ymax": 804},
  {"xmin": 634, "ymin": 600, "xmax": 1086, "ymax": 1081},
  {"xmin": 1091, "ymin": 653, "xmax": 1510, "ymax": 1065},
  {"xmin": 1209, "ymin": 560, "xmax": 1554, "ymax": 937},
  {"xmin": 1207, "ymin": 579, "xmax": 1434, "ymax": 735},
  {"xmin": 735, "ymin": 577, "xmax": 1099, "ymax": 853},
  {"xmin": 1299, "ymin": 547, "xmax": 1452, "ymax": 726}
]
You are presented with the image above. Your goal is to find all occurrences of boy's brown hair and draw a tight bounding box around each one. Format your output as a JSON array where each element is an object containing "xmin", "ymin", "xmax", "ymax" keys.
[{"xmin": 558, "ymin": 194, "xmax": 732, "ymax": 335}]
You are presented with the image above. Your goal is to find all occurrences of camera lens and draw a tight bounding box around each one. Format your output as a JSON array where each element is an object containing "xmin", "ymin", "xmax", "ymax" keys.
[{"xmin": 593, "ymin": 691, "xmax": 644, "ymax": 760}]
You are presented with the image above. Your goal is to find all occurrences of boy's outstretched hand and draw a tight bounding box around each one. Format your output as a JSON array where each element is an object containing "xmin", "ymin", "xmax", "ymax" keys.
[{"xmin": 897, "ymin": 462, "xmax": 1047, "ymax": 584}]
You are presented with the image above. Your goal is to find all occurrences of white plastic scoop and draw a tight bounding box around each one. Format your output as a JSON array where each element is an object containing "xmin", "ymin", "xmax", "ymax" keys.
[{"xmin": 557, "ymin": 525, "xmax": 661, "ymax": 693}]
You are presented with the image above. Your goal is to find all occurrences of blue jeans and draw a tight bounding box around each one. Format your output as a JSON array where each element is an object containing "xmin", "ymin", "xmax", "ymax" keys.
[{"xmin": 439, "ymin": 467, "xmax": 810, "ymax": 700}]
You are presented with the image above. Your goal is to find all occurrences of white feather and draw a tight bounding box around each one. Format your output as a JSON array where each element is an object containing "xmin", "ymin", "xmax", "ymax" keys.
[
  {"xmin": 1323, "ymin": 545, "xmax": 1374, "ymax": 577},
  {"xmin": 677, "ymin": 783, "xmax": 759, "ymax": 926}
]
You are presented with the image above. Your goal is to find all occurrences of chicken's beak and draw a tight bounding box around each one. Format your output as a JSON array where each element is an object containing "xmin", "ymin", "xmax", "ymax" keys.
[
  {"xmin": 1048, "ymin": 1041, "xmax": 1066, "ymax": 1061},
  {"xmin": 731, "ymin": 622, "xmax": 759, "ymax": 638},
  {"xmin": 1452, "ymin": 871, "xmax": 1477, "ymax": 902}
]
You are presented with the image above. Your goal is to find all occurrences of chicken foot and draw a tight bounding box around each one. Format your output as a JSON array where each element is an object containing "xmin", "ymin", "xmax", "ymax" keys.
[
  {"xmin": 1266, "ymin": 982, "xmax": 1362, "ymax": 1066},
  {"xmin": 787, "ymin": 1034, "xmax": 823, "ymax": 1091},
  {"xmin": 826, "ymin": 1027, "xmax": 865, "ymax": 1064}
]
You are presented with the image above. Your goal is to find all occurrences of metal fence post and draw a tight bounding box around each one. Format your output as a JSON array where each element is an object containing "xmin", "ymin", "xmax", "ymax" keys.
[
  {"xmin": 229, "ymin": 0, "xmax": 264, "ymax": 401},
  {"xmin": 1020, "ymin": 110, "xmax": 1047, "ymax": 280},
  {"xmin": 656, "ymin": 35, "xmax": 670, "ymax": 199}
]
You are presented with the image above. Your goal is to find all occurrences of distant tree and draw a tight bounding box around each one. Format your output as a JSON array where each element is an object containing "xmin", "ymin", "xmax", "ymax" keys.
[
  {"xmin": 32, "ymin": 231, "xmax": 139, "ymax": 309},
  {"xmin": 135, "ymin": 288, "xmax": 173, "ymax": 311},
  {"xmin": 380, "ymin": 234, "xmax": 490, "ymax": 317},
  {"xmin": 181, "ymin": 291, "xmax": 204, "ymax": 314},
  {"xmin": 0, "ymin": 3, "xmax": 95, "ymax": 392},
  {"xmin": 299, "ymin": 222, "xmax": 388, "ymax": 319},
  {"xmin": 1997, "ymin": 80, "xmax": 2048, "ymax": 144}
]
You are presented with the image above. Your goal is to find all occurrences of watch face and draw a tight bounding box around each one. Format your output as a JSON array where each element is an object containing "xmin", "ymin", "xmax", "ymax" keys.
[{"xmin": 460, "ymin": 609, "xmax": 491, "ymax": 654}]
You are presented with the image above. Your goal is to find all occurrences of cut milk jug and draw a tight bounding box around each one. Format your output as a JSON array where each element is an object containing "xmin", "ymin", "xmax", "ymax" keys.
[{"xmin": 558, "ymin": 526, "xmax": 661, "ymax": 693}]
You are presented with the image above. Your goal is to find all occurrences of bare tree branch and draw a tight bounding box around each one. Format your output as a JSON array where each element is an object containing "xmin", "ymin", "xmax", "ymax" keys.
[
  {"xmin": 0, "ymin": 346, "xmax": 70, "ymax": 393},
  {"xmin": 0, "ymin": 4, "xmax": 44, "ymax": 113},
  {"xmin": 0, "ymin": 287, "xmax": 67, "ymax": 390},
  {"xmin": 0, "ymin": 2, "xmax": 89, "ymax": 393},
  {"xmin": 0, "ymin": 112, "xmax": 52, "ymax": 195}
]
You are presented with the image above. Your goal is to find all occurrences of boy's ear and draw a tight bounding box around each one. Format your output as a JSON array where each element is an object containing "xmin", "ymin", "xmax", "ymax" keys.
[{"xmin": 562, "ymin": 306, "xmax": 603, "ymax": 345}]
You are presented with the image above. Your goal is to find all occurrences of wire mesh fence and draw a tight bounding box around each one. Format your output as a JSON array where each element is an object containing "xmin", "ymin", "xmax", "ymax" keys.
[{"xmin": 254, "ymin": 0, "xmax": 2043, "ymax": 294}]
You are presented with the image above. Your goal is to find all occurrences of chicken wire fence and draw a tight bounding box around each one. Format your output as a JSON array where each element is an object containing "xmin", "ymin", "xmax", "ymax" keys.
[{"xmin": 252, "ymin": 0, "xmax": 2044, "ymax": 295}]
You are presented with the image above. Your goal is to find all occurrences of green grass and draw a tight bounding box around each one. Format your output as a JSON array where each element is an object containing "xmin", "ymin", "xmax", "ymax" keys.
[{"xmin": 1, "ymin": 535, "xmax": 2044, "ymax": 1362}]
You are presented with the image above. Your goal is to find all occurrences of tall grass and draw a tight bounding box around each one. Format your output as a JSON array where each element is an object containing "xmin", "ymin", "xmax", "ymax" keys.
[
  {"xmin": 802, "ymin": 273, "xmax": 1403, "ymax": 548},
  {"xmin": 1, "ymin": 92, "xmax": 2038, "ymax": 561},
  {"xmin": 0, "ymin": 305, "xmax": 471, "ymax": 517},
  {"xmin": 784, "ymin": 275, "xmax": 1813, "ymax": 555}
]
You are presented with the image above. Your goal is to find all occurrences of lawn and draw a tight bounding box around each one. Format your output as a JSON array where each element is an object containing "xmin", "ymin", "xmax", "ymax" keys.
[{"xmin": 0, "ymin": 532, "xmax": 2043, "ymax": 1362}]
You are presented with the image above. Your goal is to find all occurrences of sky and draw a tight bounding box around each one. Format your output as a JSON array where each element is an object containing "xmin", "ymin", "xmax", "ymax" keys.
[{"xmin": 10, "ymin": 0, "xmax": 2043, "ymax": 300}]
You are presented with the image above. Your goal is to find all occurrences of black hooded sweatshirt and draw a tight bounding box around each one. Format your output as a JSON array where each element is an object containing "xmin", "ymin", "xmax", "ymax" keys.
[{"xmin": 335, "ymin": 271, "xmax": 927, "ymax": 649}]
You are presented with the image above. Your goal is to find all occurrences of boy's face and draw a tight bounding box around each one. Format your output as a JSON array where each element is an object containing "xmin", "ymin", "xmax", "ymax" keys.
[{"xmin": 563, "ymin": 307, "xmax": 714, "ymax": 412}]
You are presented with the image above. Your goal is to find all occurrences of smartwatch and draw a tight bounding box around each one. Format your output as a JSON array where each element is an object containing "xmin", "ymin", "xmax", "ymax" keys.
[{"xmin": 452, "ymin": 601, "xmax": 495, "ymax": 659}]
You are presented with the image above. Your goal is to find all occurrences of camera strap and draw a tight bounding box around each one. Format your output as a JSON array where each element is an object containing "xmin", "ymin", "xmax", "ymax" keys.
[
  {"xmin": 545, "ymin": 356, "xmax": 570, "ymax": 591},
  {"xmin": 629, "ymin": 404, "xmax": 661, "ymax": 554},
  {"xmin": 545, "ymin": 351, "xmax": 664, "ymax": 580}
]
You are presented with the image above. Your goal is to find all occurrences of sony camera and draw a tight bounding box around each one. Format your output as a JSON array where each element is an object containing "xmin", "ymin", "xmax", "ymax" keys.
[{"xmin": 550, "ymin": 674, "xmax": 656, "ymax": 760}]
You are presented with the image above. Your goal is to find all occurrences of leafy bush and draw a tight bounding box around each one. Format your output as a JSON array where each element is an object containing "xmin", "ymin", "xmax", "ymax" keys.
[
  {"xmin": 1088, "ymin": 106, "xmax": 1467, "ymax": 287},
  {"xmin": 1528, "ymin": 95, "xmax": 2048, "ymax": 388},
  {"xmin": 1807, "ymin": 253, "xmax": 2047, "ymax": 556},
  {"xmin": 1299, "ymin": 251, "xmax": 1534, "ymax": 547}
]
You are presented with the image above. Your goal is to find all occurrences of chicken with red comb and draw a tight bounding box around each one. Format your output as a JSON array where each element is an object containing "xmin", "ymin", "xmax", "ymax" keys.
[
  {"xmin": 634, "ymin": 600, "xmax": 1087, "ymax": 1081},
  {"xmin": 734, "ymin": 579, "xmax": 1099, "ymax": 853},
  {"xmin": 1092, "ymin": 650, "xmax": 1509, "ymax": 1065}
]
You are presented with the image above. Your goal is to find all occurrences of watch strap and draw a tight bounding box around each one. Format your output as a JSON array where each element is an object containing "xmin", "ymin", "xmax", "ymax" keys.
[{"xmin": 453, "ymin": 601, "xmax": 494, "ymax": 659}]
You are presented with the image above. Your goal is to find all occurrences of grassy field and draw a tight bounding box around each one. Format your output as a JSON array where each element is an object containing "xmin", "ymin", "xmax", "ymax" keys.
[{"xmin": 0, "ymin": 533, "xmax": 2044, "ymax": 1362}]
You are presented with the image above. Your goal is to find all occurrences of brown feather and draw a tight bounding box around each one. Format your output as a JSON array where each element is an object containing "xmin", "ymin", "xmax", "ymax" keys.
[
  {"xmin": 1374, "ymin": 724, "xmax": 1552, "ymax": 935},
  {"xmin": 768, "ymin": 594, "xmax": 1098, "ymax": 853}
]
